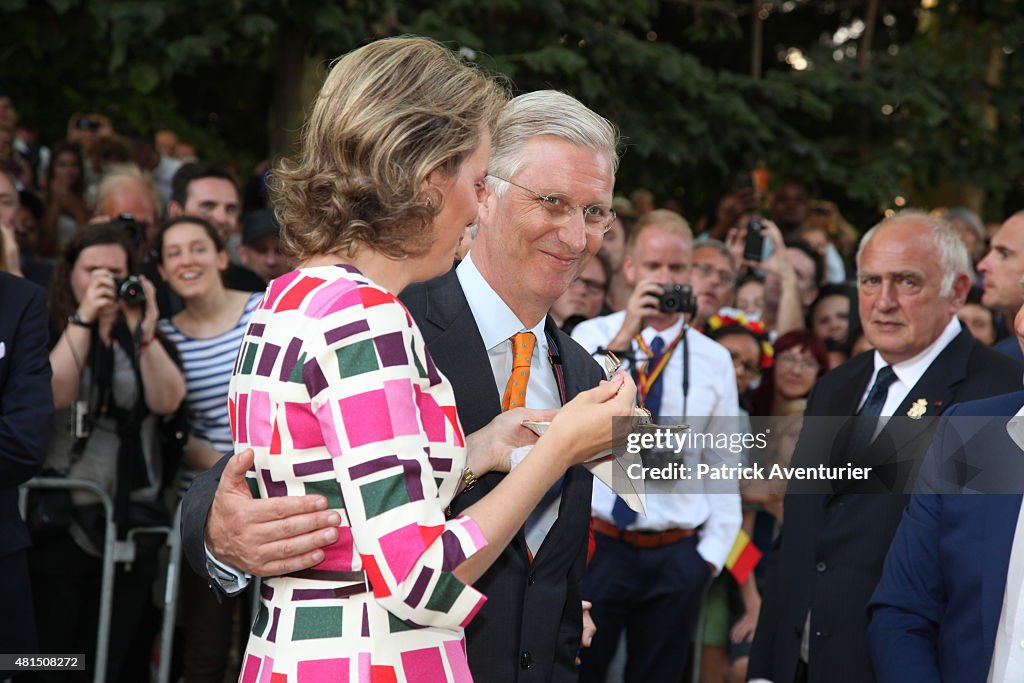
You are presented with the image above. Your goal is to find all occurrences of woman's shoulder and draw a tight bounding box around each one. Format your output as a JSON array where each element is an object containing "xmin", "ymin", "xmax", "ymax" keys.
[{"xmin": 266, "ymin": 265, "xmax": 406, "ymax": 319}]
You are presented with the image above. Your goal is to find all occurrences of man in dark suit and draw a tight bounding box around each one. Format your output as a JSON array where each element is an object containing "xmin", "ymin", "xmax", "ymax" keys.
[
  {"xmin": 868, "ymin": 389, "xmax": 1024, "ymax": 683},
  {"xmin": 0, "ymin": 270, "xmax": 53, "ymax": 655},
  {"xmin": 181, "ymin": 90, "xmax": 620, "ymax": 681},
  {"xmin": 747, "ymin": 211, "xmax": 1023, "ymax": 683}
]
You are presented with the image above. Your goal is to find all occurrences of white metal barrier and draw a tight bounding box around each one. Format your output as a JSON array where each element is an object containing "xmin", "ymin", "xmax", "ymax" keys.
[{"xmin": 18, "ymin": 478, "xmax": 179, "ymax": 683}]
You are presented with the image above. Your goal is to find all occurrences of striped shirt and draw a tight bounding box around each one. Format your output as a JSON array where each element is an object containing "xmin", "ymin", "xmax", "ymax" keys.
[{"xmin": 158, "ymin": 291, "xmax": 263, "ymax": 495}]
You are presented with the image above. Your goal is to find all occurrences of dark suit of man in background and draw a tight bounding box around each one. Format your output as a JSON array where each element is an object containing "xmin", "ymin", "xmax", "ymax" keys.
[
  {"xmin": 748, "ymin": 211, "xmax": 1022, "ymax": 683},
  {"xmin": 0, "ymin": 271, "xmax": 53, "ymax": 654},
  {"xmin": 182, "ymin": 90, "xmax": 621, "ymax": 682}
]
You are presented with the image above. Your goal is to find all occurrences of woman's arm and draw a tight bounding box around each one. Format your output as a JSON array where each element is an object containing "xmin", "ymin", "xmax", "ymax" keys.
[
  {"xmin": 50, "ymin": 323, "xmax": 93, "ymax": 410},
  {"xmin": 127, "ymin": 276, "xmax": 186, "ymax": 415}
]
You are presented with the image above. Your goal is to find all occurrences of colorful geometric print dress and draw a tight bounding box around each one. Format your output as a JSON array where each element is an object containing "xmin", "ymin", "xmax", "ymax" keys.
[{"xmin": 229, "ymin": 265, "xmax": 488, "ymax": 683}]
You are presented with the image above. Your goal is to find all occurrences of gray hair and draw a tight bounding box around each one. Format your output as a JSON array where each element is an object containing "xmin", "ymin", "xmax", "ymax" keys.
[
  {"xmin": 96, "ymin": 163, "xmax": 163, "ymax": 217},
  {"xmin": 856, "ymin": 209, "xmax": 969, "ymax": 296},
  {"xmin": 943, "ymin": 206, "xmax": 985, "ymax": 239},
  {"xmin": 693, "ymin": 238, "xmax": 736, "ymax": 270},
  {"xmin": 487, "ymin": 90, "xmax": 619, "ymax": 196}
]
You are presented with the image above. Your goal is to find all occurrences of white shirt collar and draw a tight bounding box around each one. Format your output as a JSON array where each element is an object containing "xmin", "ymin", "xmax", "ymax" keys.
[
  {"xmin": 1007, "ymin": 403, "xmax": 1024, "ymax": 453},
  {"xmin": 639, "ymin": 315, "xmax": 687, "ymax": 348},
  {"xmin": 872, "ymin": 317, "xmax": 962, "ymax": 390},
  {"xmin": 456, "ymin": 252, "xmax": 550, "ymax": 353}
]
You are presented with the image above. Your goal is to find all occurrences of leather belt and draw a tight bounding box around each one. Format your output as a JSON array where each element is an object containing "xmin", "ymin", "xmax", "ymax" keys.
[
  {"xmin": 285, "ymin": 568, "xmax": 372, "ymax": 596},
  {"xmin": 593, "ymin": 518, "xmax": 697, "ymax": 548}
]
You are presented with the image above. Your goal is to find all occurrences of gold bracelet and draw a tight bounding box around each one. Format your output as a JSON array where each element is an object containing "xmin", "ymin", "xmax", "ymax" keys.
[{"xmin": 462, "ymin": 465, "xmax": 479, "ymax": 492}]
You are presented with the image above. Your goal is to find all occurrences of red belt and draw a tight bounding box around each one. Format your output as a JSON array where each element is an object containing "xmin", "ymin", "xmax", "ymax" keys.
[{"xmin": 593, "ymin": 518, "xmax": 697, "ymax": 549}]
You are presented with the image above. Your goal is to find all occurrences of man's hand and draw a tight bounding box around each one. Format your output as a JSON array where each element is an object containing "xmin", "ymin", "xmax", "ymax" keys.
[
  {"xmin": 205, "ymin": 448, "xmax": 341, "ymax": 577},
  {"xmin": 608, "ymin": 280, "xmax": 662, "ymax": 351},
  {"xmin": 576, "ymin": 600, "xmax": 597, "ymax": 664}
]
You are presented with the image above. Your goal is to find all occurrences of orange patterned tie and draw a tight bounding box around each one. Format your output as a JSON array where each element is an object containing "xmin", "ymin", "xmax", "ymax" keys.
[{"xmin": 501, "ymin": 332, "xmax": 536, "ymax": 411}]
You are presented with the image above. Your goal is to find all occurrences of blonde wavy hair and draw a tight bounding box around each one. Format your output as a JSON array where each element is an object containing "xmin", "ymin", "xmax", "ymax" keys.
[{"xmin": 273, "ymin": 36, "xmax": 508, "ymax": 261}]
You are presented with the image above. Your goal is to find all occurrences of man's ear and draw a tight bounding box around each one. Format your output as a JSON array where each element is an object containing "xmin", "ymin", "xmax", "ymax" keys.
[
  {"xmin": 623, "ymin": 253, "xmax": 636, "ymax": 287},
  {"xmin": 167, "ymin": 200, "xmax": 183, "ymax": 218},
  {"xmin": 950, "ymin": 272, "xmax": 971, "ymax": 310},
  {"xmin": 477, "ymin": 181, "xmax": 497, "ymax": 228}
]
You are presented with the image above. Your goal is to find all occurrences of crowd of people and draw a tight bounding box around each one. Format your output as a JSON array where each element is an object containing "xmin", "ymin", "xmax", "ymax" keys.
[{"xmin": 2, "ymin": 34, "xmax": 1024, "ymax": 683}]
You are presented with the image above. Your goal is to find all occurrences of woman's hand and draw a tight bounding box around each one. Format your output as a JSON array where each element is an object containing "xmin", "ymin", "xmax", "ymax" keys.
[
  {"xmin": 466, "ymin": 407, "xmax": 557, "ymax": 476},
  {"xmin": 730, "ymin": 607, "xmax": 760, "ymax": 644},
  {"xmin": 77, "ymin": 268, "xmax": 118, "ymax": 325},
  {"xmin": 542, "ymin": 371, "xmax": 637, "ymax": 467}
]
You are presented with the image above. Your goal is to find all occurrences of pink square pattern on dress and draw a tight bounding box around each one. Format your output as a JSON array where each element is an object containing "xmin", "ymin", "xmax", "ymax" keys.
[
  {"xmin": 305, "ymin": 276, "xmax": 358, "ymax": 319},
  {"xmin": 240, "ymin": 654, "xmax": 261, "ymax": 683},
  {"xmin": 316, "ymin": 526, "xmax": 355, "ymax": 571},
  {"xmin": 248, "ymin": 390, "xmax": 272, "ymax": 447},
  {"xmin": 383, "ymin": 378, "xmax": 420, "ymax": 438},
  {"xmin": 400, "ymin": 647, "xmax": 447, "ymax": 682},
  {"xmin": 313, "ymin": 400, "xmax": 342, "ymax": 458},
  {"xmin": 297, "ymin": 657, "xmax": 348, "ymax": 682},
  {"xmin": 443, "ymin": 640, "xmax": 474, "ymax": 683},
  {"xmin": 415, "ymin": 387, "xmax": 446, "ymax": 443},
  {"xmin": 284, "ymin": 401, "xmax": 324, "ymax": 450},
  {"xmin": 339, "ymin": 389, "xmax": 393, "ymax": 448},
  {"xmin": 378, "ymin": 522, "xmax": 427, "ymax": 584}
]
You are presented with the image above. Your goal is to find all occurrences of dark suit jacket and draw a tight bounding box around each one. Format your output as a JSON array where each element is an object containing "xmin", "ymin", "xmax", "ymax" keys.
[
  {"xmin": 0, "ymin": 273, "xmax": 53, "ymax": 651},
  {"xmin": 0, "ymin": 272, "xmax": 53, "ymax": 553},
  {"xmin": 403, "ymin": 268, "xmax": 603, "ymax": 683},
  {"xmin": 181, "ymin": 268, "xmax": 603, "ymax": 683},
  {"xmin": 868, "ymin": 392, "xmax": 1024, "ymax": 683},
  {"xmin": 747, "ymin": 331, "xmax": 1022, "ymax": 683}
]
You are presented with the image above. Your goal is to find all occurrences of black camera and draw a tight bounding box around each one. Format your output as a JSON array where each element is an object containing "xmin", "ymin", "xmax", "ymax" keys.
[
  {"xmin": 114, "ymin": 275, "xmax": 146, "ymax": 307},
  {"xmin": 657, "ymin": 283, "xmax": 697, "ymax": 316},
  {"xmin": 111, "ymin": 212, "xmax": 146, "ymax": 248},
  {"xmin": 743, "ymin": 217, "xmax": 765, "ymax": 262}
]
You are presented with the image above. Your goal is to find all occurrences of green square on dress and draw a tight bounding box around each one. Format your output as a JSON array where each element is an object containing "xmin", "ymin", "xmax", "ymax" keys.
[
  {"xmin": 336, "ymin": 339, "xmax": 379, "ymax": 378},
  {"xmin": 387, "ymin": 611, "xmax": 419, "ymax": 633},
  {"xmin": 304, "ymin": 479, "xmax": 344, "ymax": 509},
  {"xmin": 424, "ymin": 572, "xmax": 466, "ymax": 614},
  {"xmin": 412, "ymin": 343, "xmax": 428, "ymax": 379},
  {"xmin": 359, "ymin": 474, "xmax": 410, "ymax": 519},
  {"xmin": 239, "ymin": 341, "xmax": 259, "ymax": 375},
  {"xmin": 292, "ymin": 605, "xmax": 343, "ymax": 640},
  {"xmin": 251, "ymin": 603, "xmax": 269, "ymax": 637},
  {"xmin": 246, "ymin": 476, "xmax": 260, "ymax": 499},
  {"xmin": 288, "ymin": 352, "xmax": 308, "ymax": 384}
]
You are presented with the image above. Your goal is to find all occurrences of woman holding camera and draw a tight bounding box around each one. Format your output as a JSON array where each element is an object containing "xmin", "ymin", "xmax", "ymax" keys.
[
  {"xmin": 31, "ymin": 221, "xmax": 185, "ymax": 681},
  {"xmin": 155, "ymin": 215, "xmax": 262, "ymax": 683}
]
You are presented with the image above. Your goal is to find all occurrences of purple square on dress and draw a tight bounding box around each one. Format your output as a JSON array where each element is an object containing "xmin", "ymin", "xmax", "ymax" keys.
[{"xmin": 373, "ymin": 331, "xmax": 408, "ymax": 367}]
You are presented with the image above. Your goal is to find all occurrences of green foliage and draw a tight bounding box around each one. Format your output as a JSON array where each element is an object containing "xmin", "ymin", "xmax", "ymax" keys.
[{"xmin": 2, "ymin": 0, "xmax": 1023, "ymax": 224}]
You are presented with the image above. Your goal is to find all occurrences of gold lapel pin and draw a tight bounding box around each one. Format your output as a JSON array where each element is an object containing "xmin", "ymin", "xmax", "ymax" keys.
[{"xmin": 907, "ymin": 398, "xmax": 928, "ymax": 419}]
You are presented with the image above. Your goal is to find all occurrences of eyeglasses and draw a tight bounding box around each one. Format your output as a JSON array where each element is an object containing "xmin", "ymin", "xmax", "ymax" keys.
[
  {"xmin": 729, "ymin": 353, "xmax": 761, "ymax": 377},
  {"xmin": 569, "ymin": 276, "xmax": 608, "ymax": 295},
  {"xmin": 487, "ymin": 174, "xmax": 616, "ymax": 235},
  {"xmin": 775, "ymin": 352, "xmax": 820, "ymax": 372},
  {"xmin": 692, "ymin": 261, "xmax": 736, "ymax": 287}
]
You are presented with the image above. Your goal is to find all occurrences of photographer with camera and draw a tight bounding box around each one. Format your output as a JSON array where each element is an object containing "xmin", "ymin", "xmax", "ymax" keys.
[
  {"xmin": 570, "ymin": 209, "xmax": 740, "ymax": 682},
  {"xmin": 31, "ymin": 222, "xmax": 185, "ymax": 681}
]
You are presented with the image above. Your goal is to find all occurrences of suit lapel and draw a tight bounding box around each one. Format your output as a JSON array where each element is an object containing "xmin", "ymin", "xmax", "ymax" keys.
[
  {"xmin": 418, "ymin": 270, "xmax": 501, "ymax": 434},
  {"xmin": 837, "ymin": 334, "xmax": 969, "ymax": 493}
]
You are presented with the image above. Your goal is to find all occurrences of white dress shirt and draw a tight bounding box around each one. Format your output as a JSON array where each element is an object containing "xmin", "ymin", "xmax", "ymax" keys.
[
  {"xmin": 571, "ymin": 310, "xmax": 742, "ymax": 572},
  {"xmin": 988, "ymin": 412, "xmax": 1024, "ymax": 683},
  {"xmin": 457, "ymin": 253, "xmax": 563, "ymax": 554},
  {"xmin": 859, "ymin": 317, "xmax": 962, "ymax": 417}
]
